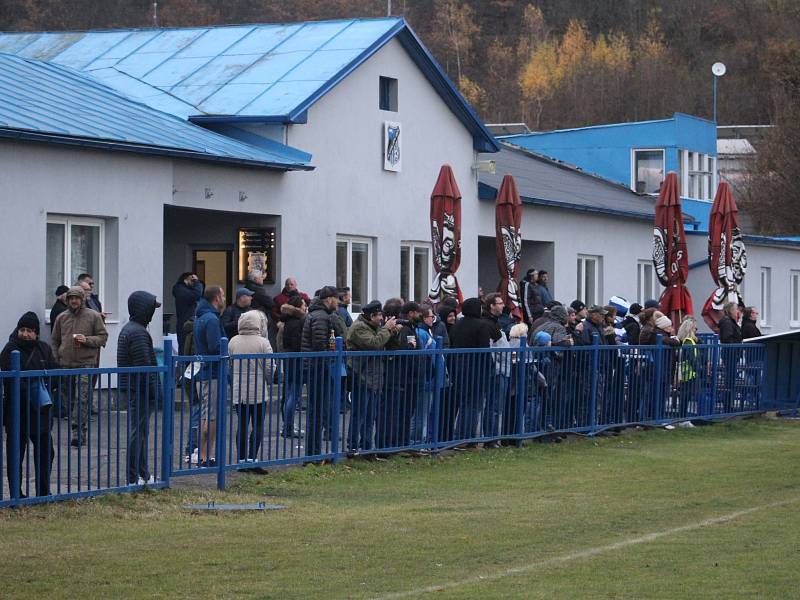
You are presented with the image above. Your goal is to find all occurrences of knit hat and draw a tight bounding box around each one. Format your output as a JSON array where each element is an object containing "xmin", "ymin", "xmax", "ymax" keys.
[
  {"xmin": 362, "ymin": 300, "xmax": 383, "ymax": 317},
  {"xmin": 588, "ymin": 304, "xmax": 608, "ymax": 316},
  {"xmin": 608, "ymin": 295, "xmax": 630, "ymax": 317},
  {"xmin": 16, "ymin": 311, "xmax": 40, "ymax": 336},
  {"xmin": 533, "ymin": 331, "xmax": 552, "ymax": 346},
  {"xmin": 55, "ymin": 285, "xmax": 69, "ymax": 296},
  {"xmin": 655, "ymin": 315, "xmax": 673, "ymax": 331},
  {"xmin": 629, "ymin": 303, "xmax": 643, "ymax": 316},
  {"xmin": 461, "ymin": 297, "xmax": 483, "ymax": 318}
]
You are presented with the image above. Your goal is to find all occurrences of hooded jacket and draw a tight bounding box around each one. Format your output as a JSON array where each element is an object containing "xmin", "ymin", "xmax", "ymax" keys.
[
  {"xmin": 346, "ymin": 314, "xmax": 394, "ymax": 391},
  {"xmin": 431, "ymin": 307, "xmax": 452, "ymax": 348},
  {"xmin": 741, "ymin": 318, "xmax": 762, "ymax": 340},
  {"xmin": 117, "ymin": 291, "xmax": 159, "ymax": 400},
  {"xmin": 51, "ymin": 288, "xmax": 108, "ymax": 367},
  {"xmin": 449, "ymin": 298, "xmax": 499, "ymax": 349},
  {"xmin": 533, "ymin": 306, "xmax": 571, "ymax": 346},
  {"xmin": 193, "ymin": 297, "xmax": 222, "ymax": 379},
  {"xmin": 278, "ymin": 303, "xmax": 305, "ymax": 353},
  {"xmin": 229, "ymin": 311, "xmax": 273, "ymax": 404},
  {"xmin": 718, "ymin": 315, "xmax": 743, "ymax": 344},
  {"xmin": 301, "ymin": 299, "xmax": 345, "ymax": 353}
]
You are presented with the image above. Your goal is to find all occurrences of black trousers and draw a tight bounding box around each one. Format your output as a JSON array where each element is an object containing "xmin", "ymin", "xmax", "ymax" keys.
[{"xmin": 4, "ymin": 403, "xmax": 54, "ymax": 497}]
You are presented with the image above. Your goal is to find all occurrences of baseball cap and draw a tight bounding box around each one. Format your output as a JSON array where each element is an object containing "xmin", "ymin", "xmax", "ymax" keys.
[{"xmin": 236, "ymin": 288, "xmax": 255, "ymax": 299}]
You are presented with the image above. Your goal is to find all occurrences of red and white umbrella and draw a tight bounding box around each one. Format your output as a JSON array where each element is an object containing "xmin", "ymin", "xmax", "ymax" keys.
[
  {"xmin": 428, "ymin": 165, "xmax": 463, "ymax": 305},
  {"xmin": 494, "ymin": 174, "xmax": 523, "ymax": 321}
]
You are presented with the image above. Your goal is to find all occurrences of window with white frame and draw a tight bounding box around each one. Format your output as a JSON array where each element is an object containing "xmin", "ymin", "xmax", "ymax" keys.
[
  {"xmin": 632, "ymin": 149, "xmax": 664, "ymax": 194},
  {"xmin": 46, "ymin": 216, "xmax": 104, "ymax": 309},
  {"xmin": 336, "ymin": 236, "xmax": 372, "ymax": 314},
  {"xmin": 760, "ymin": 267, "xmax": 771, "ymax": 327},
  {"xmin": 400, "ymin": 243, "xmax": 430, "ymax": 303},
  {"xmin": 577, "ymin": 255, "xmax": 601, "ymax": 307},
  {"xmin": 637, "ymin": 260, "xmax": 659, "ymax": 304},
  {"xmin": 679, "ymin": 150, "xmax": 716, "ymax": 200},
  {"xmin": 790, "ymin": 270, "xmax": 800, "ymax": 327}
]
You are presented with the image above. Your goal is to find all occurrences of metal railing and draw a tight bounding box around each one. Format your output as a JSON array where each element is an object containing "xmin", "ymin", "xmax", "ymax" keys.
[{"xmin": 1, "ymin": 335, "xmax": 766, "ymax": 507}]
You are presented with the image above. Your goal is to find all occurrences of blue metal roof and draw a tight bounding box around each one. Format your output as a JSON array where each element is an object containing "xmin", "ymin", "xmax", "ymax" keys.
[
  {"xmin": 0, "ymin": 18, "xmax": 499, "ymax": 152},
  {"xmin": 0, "ymin": 52, "xmax": 313, "ymax": 170}
]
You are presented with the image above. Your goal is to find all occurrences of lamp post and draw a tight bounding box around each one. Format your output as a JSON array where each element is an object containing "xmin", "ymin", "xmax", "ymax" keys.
[{"xmin": 712, "ymin": 62, "xmax": 726, "ymax": 123}]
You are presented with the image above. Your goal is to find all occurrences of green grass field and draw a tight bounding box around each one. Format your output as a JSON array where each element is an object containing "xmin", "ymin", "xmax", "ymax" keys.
[{"xmin": 2, "ymin": 418, "xmax": 800, "ymax": 599}]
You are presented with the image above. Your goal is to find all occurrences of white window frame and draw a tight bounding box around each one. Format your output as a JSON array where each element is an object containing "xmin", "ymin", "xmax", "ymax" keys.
[
  {"xmin": 630, "ymin": 148, "xmax": 665, "ymax": 194},
  {"xmin": 636, "ymin": 260, "xmax": 660, "ymax": 305},
  {"xmin": 336, "ymin": 235, "xmax": 373, "ymax": 315},
  {"xmin": 790, "ymin": 270, "xmax": 800, "ymax": 328},
  {"xmin": 759, "ymin": 267, "xmax": 771, "ymax": 328},
  {"xmin": 400, "ymin": 242, "xmax": 431, "ymax": 303},
  {"xmin": 46, "ymin": 215, "xmax": 105, "ymax": 316},
  {"xmin": 680, "ymin": 150, "xmax": 715, "ymax": 200},
  {"xmin": 577, "ymin": 254, "xmax": 601, "ymax": 307}
]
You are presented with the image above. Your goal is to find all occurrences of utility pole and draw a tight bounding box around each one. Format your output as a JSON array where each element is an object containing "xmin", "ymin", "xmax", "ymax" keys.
[
  {"xmin": 387, "ymin": 0, "xmax": 392, "ymax": 16},
  {"xmin": 153, "ymin": 2, "xmax": 159, "ymax": 28}
]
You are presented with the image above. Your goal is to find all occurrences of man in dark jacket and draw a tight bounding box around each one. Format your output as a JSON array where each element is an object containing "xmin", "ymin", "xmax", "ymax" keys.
[
  {"xmin": 521, "ymin": 269, "xmax": 544, "ymax": 326},
  {"xmin": 1, "ymin": 312, "xmax": 58, "ymax": 497},
  {"xmin": 482, "ymin": 294, "xmax": 507, "ymax": 444},
  {"xmin": 450, "ymin": 297, "xmax": 502, "ymax": 440},
  {"xmin": 537, "ymin": 271, "xmax": 553, "ymax": 306},
  {"xmin": 172, "ymin": 272, "xmax": 203, "ymax": 354},
  {"xmin": 278, "ymin": 296, "xmax": 306, "ymax": 438},
  {"xmin": 719, "ymin": 302, "xmax": 743, "ymax": 412},
  {"xmin": 49, "ymin": 285, "xmax": 69, "ymax": 333},
  {"xmin": 193, "ymin": 285, "xmax": 226, "ymax": 465},
  {"xmin": 301, "ymin": 286, "xmax": 346, "ymax": 455},
  {"xmin": 117, "ymin": 291, "xmax": 161, "ymax": 485},
  {"xmin": 77, "ymin": 273, "xmax": 103, "ymax": 314},
  {"xmin": 719, "ymin": 302, "xmax": 743, "ymax": 344},
  {"xmin": 222, "ymin": 288, "xmax": 254, "ymax": 339},
  {"xmin": 741, "ymin": 307, "xmax": 762, "ymax": 339},
  {"xmin": 622, "ymin": 303, "xmax": 642, "ymax": 345},
  {"xmin": 578, "ymin": 306, "xmax": 609, "ymax": 345}
]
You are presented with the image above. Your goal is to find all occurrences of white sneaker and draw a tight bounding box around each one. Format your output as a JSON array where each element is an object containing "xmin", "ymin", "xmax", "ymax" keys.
[{"xmin": 136, "ymin": 476, "xmax": 155, "ymax": 485}]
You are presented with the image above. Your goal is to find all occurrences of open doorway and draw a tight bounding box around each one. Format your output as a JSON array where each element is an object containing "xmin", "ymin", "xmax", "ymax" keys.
[{"xmin": 193, "ymin": 248, "xmax": 233, "ymax": 304}]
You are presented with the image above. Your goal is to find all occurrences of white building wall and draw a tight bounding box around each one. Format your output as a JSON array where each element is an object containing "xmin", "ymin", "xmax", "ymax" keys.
[
  {"xmin": 476, "ymin": 201, "xmax": 656, "ymax": 306},
  {"xmin": 172, "ymin": 38, "xmax": 479, "ymax": 302},
  {"xmin": 0, "ymin": 141, "xmax": 170, "ymax": 365}
]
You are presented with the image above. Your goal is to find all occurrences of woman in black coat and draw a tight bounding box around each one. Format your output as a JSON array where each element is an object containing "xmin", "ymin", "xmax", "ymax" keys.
[{"xmin": 1, "ymin": 312, "xmax": 58, "ymax": 497}]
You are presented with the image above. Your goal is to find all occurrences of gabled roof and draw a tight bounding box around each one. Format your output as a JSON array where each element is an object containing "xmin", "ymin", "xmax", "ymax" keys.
[
  {"xmin": 0, "ymin": 18, "xmax": 499, "ymax": 152},
  {"xmin": 479, "ymin": 143, "xmax": 666, "ymax": 221},
  {"xmin": 0, "ymin": 52, "xmax": 313, "ymax": 170}
]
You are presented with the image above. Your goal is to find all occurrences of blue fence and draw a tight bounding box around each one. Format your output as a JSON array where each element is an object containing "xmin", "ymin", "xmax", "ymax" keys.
[{"xmin": 1, "ymin": 336, "xmax": 766, "ymax": 507}]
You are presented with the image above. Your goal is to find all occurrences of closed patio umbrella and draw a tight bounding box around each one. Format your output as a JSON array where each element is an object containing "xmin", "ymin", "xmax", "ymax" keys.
[
  {"xmin": 429, "ymin": 165, "xmax": 463, "ymax": 305},
  {"xmin": 701, "ymin": 181, "xmax": 747, "ymax": 332},
  {"xmin": 653, "ymin": 171, "xmax": 694, "ymax": 325},
  {"xmin": 494, "ymin": 174, "xmax": 523, "ymax": 321}
]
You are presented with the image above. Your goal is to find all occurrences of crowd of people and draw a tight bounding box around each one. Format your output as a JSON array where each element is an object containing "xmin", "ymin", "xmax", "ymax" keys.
[{"xmin": 2, "ymin": 265, "xmax": 765, "ymax": 496}]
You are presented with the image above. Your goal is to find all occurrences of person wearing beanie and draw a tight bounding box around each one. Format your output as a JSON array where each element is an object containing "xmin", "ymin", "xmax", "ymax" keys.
[
  {"xmin": 533, "ymin": 330, "xmax": 552, "ymax": 346},
  {"xmin": 653, "ymin": 312, "xmax": 680, "ymax": 347},
  {"xmin": 1, "ymin": 311, "xmax": 58, "ymax": 496},
  {"xmin": 49, "ymin": 285, "xmax": 70, "ymax": 333},
  {"xmin": 432, "ymin": 305, "xmax": 454, "ymax": 347},
  {"xmin": 118, "ymin": 291, "xmax": 162, "ymax": 485},
  {"xmin": 51, "ymin": 285, "xmax": 108, "ymax": 447},
  {"xmin": 622, "ymin": 302, "xmax": 643, "ymax": 345}
]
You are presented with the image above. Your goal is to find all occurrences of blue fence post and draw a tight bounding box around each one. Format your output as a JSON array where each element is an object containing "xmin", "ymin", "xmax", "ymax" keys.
[
  {"xmin": 515, "ymin": 337, "xmax": 527, "ymax": 447},
  {"xmin": 653, "ymin": 335, "xmax": 664, "ymax": 422},
  {"xmin": 216, "ymin": 337, "xmax": 229, "ymax": 491},
  {"xmin": 708, "ymin": 341, "xmax": 720, "ymax": 417},
  {"xmin": 9, "ymin": 350, "xmax": 21, "ymax": 503},
  {"xmin": 430, "ymin": 336, "xmax": 444, "ymax": 453},
  {"xmin": 160, "ymin": 340, "xmax": 174, "ymax": 488},
  {"xmin": 330, "ymin": 337, "xmax": 344, "ymax": 463},
  {"xmin": 589, "ymin": 335, "xmax": 600, "ymax": 435}
]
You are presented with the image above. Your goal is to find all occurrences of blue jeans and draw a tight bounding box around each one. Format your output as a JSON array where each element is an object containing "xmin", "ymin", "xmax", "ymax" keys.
[
  {"xmin": 411, "ymin": 388, "xmax": 432, "ymax": 444},
  {"xmin": 282, "ymin": 379, "xmax": 302, "ymax": 436},
  {"xmin": 483, "ymin": 374, "xmax": 509, "ymax": 438},
  {"xmin": 349, "ymin": 386, "xmax": 377, "ymax": 451}
]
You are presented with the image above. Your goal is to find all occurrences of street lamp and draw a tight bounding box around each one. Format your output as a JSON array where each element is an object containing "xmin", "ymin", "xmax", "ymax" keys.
[{"xmin": 712, "ymin": 62, "xmax": 726, "ymax": 123}]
